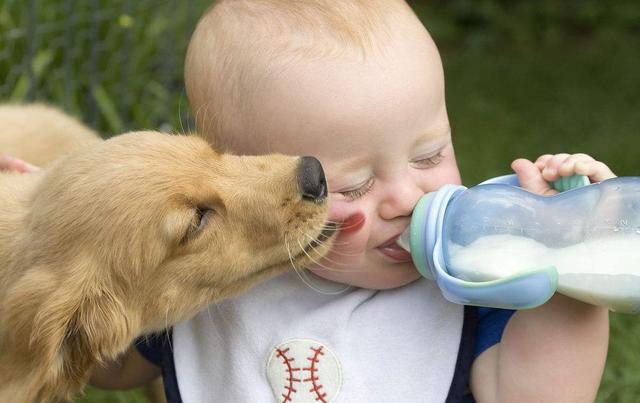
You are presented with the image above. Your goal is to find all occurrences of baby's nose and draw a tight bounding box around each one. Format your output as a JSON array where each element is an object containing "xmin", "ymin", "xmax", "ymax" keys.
[
  {"xmin": 298, "ymin": 156, "xmax": 327, "ymax": 202},
  {"xmin": 378, "ymin": 178, "xmax": 425, "ymax": 220}
]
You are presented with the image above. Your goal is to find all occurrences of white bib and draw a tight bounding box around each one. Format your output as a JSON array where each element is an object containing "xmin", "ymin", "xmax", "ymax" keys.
[{"xmin": 173, "ymin": 273, "xmax": 464, "ymax": 402}]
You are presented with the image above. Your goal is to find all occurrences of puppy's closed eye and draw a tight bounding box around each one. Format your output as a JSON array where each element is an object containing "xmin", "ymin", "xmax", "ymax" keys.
[
  {"xmin": 183, "ymin": 207, "xmax": 214, "ymax": 242},
  {"xmin": 163, "ymin": 207, "xmax": 214, "ymax": 245}
]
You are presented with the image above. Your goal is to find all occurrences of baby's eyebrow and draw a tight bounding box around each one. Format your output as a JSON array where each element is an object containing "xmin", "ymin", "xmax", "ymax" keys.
[
  {"xmin": 326, "ymin": 156, "xmax": 372, "ymax": 188},
  {"xmin": 330, "ymin": 155, "xmax": 371, "ymax": 173},
  {"xmin": 416, "ymin": 126, "xmax": 451, "ymax": 143}
]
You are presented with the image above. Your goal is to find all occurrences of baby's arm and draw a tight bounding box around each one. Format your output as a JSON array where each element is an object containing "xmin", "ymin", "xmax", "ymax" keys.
[
  {"xmin": 470, "ymin": 153, "xmax": 613, "ymax": 402},
  {"xmin": 90, "ymin": 346, "xmax": 160, "ymax": 389}
]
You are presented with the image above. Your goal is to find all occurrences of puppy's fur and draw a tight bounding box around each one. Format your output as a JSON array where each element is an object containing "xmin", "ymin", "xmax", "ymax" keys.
[{"xmin": 0, "ymin": 105, "xmax": 334, "ymax": 402}]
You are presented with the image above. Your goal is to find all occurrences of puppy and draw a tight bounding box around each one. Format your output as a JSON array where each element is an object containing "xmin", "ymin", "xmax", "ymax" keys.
[{"xmin": 0, "ymin": 105, "xmax": 335, "ymax": 402}]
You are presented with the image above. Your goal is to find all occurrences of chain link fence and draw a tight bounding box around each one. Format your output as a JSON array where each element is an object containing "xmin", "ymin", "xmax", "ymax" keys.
[{"xmin": 1, "ymin": 0, "xmax": 213, "ymax": 137}]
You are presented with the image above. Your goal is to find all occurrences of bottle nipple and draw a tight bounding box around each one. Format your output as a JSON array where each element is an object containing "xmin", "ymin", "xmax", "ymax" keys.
[{"xmin": 397, "ymin": 227, "xmax": 411, "ymax": 252}]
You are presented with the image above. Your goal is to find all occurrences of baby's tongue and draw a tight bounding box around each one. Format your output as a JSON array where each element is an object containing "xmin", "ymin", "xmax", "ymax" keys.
[{"xmin": 339, "ymin": 212, "xmax": 365, "ymax": 234}]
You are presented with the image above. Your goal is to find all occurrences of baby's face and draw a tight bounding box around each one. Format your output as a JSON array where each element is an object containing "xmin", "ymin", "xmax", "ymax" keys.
[{"xmin": 236, "ymin": 20, "xmax": 460, "ymax": 289}]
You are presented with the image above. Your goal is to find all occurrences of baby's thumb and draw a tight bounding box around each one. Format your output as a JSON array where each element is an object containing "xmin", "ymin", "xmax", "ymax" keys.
[{"xmin": 511, "ymin": 158, "xmax": 556, "ymax": 196}]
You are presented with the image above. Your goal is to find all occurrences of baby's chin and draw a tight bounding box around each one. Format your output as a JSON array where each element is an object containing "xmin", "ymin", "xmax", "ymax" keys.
[{"xmin": 307, "ymin": 263, "xmax": 422, "ymax": 290}]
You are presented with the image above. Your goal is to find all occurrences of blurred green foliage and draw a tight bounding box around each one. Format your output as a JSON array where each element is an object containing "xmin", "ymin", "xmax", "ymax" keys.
[
  {"xmin": 0, "ymin": 0, "xmax": 209, "ymax": 135},
  {"xmin": 412, "ymin": 0, "xmax": 640, "ymax": 52},
  {"xmin": 445, "ymin": 47, "xmax": 640, "ymax": 184},
  {"xmin": 1, "ymin": 1, "xmax": 639, "ymax": 402}
]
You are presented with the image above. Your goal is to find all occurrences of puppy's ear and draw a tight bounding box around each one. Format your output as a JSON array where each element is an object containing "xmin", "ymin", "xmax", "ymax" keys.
[
  {"xmin": 4, "ymin": 266, "xmax": 132, "ymax": 397},
  {"xmin": 68, "ymin": 284, "xmax": 131, "ymax": 364}
]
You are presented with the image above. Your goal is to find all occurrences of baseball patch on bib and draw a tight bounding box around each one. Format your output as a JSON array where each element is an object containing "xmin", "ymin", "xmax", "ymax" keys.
[{"xmin": 266, "ymin": 339, "xmax": 342, "ymax": 403}]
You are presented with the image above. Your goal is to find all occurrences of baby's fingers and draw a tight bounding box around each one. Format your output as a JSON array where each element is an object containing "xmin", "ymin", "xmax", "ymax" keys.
[
  {"xmin": 533, "ymin": 154, "xmax": 553, "ymax": 170},
  {"xmin": 540, "ymin": 153, "xmax": 571, "ymax": 181},
  {"xmin": 0, "ymin": 155, "xmax": 40, "ymax": 173},
  {"xmin": 574, "ymin": 160, "xmax": 616, "ymax": 182},
  {"xmin": 511, "ymin": 158, "xmax": 557, "ymax": 196},
  {"xmin": 556, "ymin": 153, "xmax": 596, "ymax": 177}
]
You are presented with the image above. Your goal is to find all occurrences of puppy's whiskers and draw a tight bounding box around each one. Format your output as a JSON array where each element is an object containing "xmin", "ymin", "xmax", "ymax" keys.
[
  {"xmin": 303, "ymin": 223, "xmax": 352, "ymax": 247},
  {"xmin": 195, "ymin": 101, "xmax": 213, "ymax": 138},
  {"xmin": 299, "ymin": 230, "xmax": 361, "ymax": 258},
  {"xmin": 296, "ymin": 236, "xmax": 343, "ymax": 270},
  {"xmin": 325, "ymin": 218, "xmax": 366, "ymax": 232},
  {"xmin": 296, "ymin": 236, "xmax": 366, "ymax": 274},
  {"xmin": 285, "ymin": 234, "xmax": 306, "ymax": 279},
  {"xmin": 304, "ymin": 223, "xmax": 362, "ymax": 252},
  {"xmin": 178, "ymin": 93, "xmax": 188, "ymax": 135},
  {"xmin": 285, "ymin": 235, "xmax": 351, "ymax": 295},
  {"xmin": 193, "ymin": 102, "xmax": 206, "ymax": 134}
]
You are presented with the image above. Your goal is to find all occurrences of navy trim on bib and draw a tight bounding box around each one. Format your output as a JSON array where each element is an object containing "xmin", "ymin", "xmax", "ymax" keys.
[
  {"xmin": 446, "ymin": 305, "xmax": 479, "ymax": 403},
  {"xmin": 159, "ymin": 330, "xmax": 183, "ymax": 403},
  {"xmin": 135, "ymin": 330, "xmax": 183, "ymax": 403}
]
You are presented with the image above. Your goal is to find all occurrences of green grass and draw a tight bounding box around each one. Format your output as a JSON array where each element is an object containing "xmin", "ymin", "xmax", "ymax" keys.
[
  {"xmin": 1, "ymin": 2, "xmax": 640, "ymax": 402},
  {"xmin": 76, "ymin": 387, "xmax": 149, "ymax": 403}
]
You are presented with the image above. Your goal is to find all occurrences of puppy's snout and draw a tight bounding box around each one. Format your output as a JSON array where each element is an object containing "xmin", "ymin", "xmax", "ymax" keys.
[{"xmin": 297, "ymin": 156, "xmax": 327, "ymax": 202}]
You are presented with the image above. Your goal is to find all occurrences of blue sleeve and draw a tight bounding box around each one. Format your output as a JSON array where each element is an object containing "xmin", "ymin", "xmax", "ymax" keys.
[
  {"xmin": 135, "ymin": 333, "xmax": 167, "ymax": 367},
  {"xmin": 474, "ymin": 307, "xmax": 515, "ymax": 358}
]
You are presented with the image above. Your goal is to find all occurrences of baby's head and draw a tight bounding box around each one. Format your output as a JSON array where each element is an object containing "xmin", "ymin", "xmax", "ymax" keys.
[{"xmin": 185, "ymin": 0, "xmax": 461, "ymax": 289}]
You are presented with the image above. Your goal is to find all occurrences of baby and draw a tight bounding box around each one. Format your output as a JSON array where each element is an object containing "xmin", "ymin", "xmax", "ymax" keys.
[{"xmin": 88, "ymin": 1, "xmax": 614, "ymax": 401}]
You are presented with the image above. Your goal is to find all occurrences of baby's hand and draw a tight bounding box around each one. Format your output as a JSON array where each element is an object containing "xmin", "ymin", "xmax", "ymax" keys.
[
  {"xmin": 0, "ymin": 155, "xmax": 40, "ymax": 173},
  {"xmin": 511, "ymin": 153, "xmax": 616, "ymax": 196}
]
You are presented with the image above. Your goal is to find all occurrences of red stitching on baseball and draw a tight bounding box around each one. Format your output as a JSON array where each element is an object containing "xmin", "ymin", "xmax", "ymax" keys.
[
  {"xmin": 276, "ymin": 347, "xmax": 301, "ymax": 403},
  {"xmin": 303, "ymin": 346, "xmax": 328, "ymax": 403}
]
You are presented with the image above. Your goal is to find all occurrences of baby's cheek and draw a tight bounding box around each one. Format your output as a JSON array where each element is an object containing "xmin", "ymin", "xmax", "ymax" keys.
[{"xmin": 417, "ymin": 147, "xmax": 462, "ymax": 191}]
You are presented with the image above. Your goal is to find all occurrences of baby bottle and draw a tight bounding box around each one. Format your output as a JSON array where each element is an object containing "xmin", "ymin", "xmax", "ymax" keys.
[{"xmin": 398, "ymin": 175, "xmax": 640, "ymax": 313}]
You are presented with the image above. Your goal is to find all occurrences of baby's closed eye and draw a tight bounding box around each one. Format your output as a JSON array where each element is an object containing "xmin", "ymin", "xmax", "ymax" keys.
[
  {"xmin": 410, "ymin": 151, "xmax": 444, "ymax": 169},
  {"xmin": 336, "ymin": 177, "xmax": 374, "ymax": 201}
]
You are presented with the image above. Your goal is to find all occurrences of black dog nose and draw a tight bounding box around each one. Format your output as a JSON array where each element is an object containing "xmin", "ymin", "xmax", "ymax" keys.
[{"xmin": 297, "ymin": 156, "xmax": 327, "ymax": 202}]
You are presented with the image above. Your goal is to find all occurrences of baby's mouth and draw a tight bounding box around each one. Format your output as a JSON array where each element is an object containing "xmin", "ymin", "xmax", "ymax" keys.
[{"xmin": 377, "ymin": 234, "xmax": 412, "ymax": 263}]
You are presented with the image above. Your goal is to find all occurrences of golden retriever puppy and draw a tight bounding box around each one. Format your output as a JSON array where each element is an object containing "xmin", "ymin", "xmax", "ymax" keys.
[{"xmin": 0, "ymin": 105, "xmax": 335, "ymax": 402}]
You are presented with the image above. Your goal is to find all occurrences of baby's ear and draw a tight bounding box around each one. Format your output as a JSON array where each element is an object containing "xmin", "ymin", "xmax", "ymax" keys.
[{"xmin": 3, "ymin": 264, "xmax": 132, "ymax": 397}]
